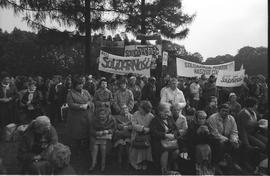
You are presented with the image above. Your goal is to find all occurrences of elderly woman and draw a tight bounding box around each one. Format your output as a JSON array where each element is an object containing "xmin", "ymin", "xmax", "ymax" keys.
[
  {"xmin": 0, "ymin": 71, "xmax": 18, "ymax": 129},
  {"xmin": 66, "ymin": 75, "xmax": 94, "ymax": 148},
  {"xmin": 129, "ymin": 101, "xmax": 154, "ymax": 170},
  {"xmin": 149, "ymin": 102, "xmax": 180, "ymax": 174},
  {"xmin": 17, "ymin": 116, "xmax": 58, "ymax": 174},
  {"xmin": 186, "ymin": 111, "xmax": 216, "ymax": 166},
  {"xmin": 48, "ymin": 143, "xmax": 76, "ymax": 175},
  {"xmin": 89, "ymin": 104, "xmax": 116, "ymax": 172},
  {"xmin": 226, "ymin": 93, "xmax": 241, "ymax": 118}
]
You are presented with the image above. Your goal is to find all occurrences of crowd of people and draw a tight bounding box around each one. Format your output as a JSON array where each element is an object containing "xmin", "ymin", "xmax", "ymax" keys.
[{"xmin": 0, "ymin": 70, "xmax": 268, "ymax": 175}]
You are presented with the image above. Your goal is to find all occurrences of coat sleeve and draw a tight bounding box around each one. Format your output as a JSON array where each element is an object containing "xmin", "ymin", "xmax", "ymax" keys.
[
  {"xmin": 66, "ymin": 91, "xmax": 81, "ymax": 110},
  {"xmin": 229, "ymin": 116, "xmax": 239, "ymax": 142},
  {"xmin": 17, "ymin": 135, "xmax": 35, "ymax": 163},
  {"xmin": 150, "ymin": 118, "xmax": 166, "ymax": 140},
  {"xmin": 237, "ymin": 111, "xmax": 251, "ymax": 146},
  {"xmin": 127, "ymin": 90, "xmax": 134, "ymax": 112},
  {"xmin": 206, "ymin": 116, "xmax": 227, "ymax": 141},
  {"xmin": 131, "ymin": 113, "xmax": 144, "ymax": 132},
  {"xmin": 178, "ymin": 91, "xmax": 186, "ymax": 109}
]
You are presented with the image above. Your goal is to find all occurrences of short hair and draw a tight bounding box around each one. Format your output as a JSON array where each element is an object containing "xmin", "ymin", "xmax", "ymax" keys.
[
  {"xmin": 118, "ymin": 78, "xmax": 127, "ymax": 85},
  {"xmin": 158, "ymin": 102, "xmax": 171, "ymax": 113},
  {"xmin": 139, "ymin": 100, "xmax": 152, "ymax": 113},
  {"xmin": 195, "ymin": 110, "xmax": 207, "ymax": 119},
  {"xmin": 49, "ymin": 143, "xmax": 71, "ymax": 169},
  {"xmin": 71, "ymin": 75, "xmax": 84, "ymax": 88},
  {"xmin": 186, "ymin": 107, "xmax": 196, "ymax": 116},
  {"xmin": 218, "ymin": 103, "xmax": 230, "ymax": 110},
  {"xmin": 244, "ymin": 97, "xmax": 258, "ymax": 108},
  {"xmin": 27, "ymin": 80, "xmax": 37, "ymax": 87},
  {"xmin": 170, "ymin": 77, "xmax": 178, "ymax": 83},
  {"xmin": 209, "ymin": 96, "xmax": 217, "ymax": 103},
  {"xmin": 0, "ymin": 71, "xmax": 10, "ymax": 81}
]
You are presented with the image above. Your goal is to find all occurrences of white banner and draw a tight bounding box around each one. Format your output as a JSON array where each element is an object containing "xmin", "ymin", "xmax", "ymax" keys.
[
  {"xmin": 216, "ymin": 70, "xmax": 245, "ymax": 87},
  {"xmin": 162, "ymin": 51, "xmax": 168, "ymax": 66},
  {"xmin": 98, "ymin": 50, "xmax": 151, "ymax": 77},
  {"xmin": 124, "ymin": 44, "xmax": 162, "ymax": 57},
  {"xmin": 176, "ymin": 58, "xmax": 235, "ymax": 78}
]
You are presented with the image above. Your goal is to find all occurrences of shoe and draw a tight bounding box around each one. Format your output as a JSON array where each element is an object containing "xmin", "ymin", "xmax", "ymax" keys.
[
  {"xmin": 88, "ymin": 164, "xmax": 96, "ymax": 172},
  {"xmin": 101, "ymin": 164, "xmax": 105, "ymax": 172}
]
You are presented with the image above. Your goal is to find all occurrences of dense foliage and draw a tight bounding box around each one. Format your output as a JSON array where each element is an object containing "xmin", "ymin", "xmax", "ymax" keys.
[{"xmin": 0, "ymin": 28, "xmax": 267, "ymax": 78}]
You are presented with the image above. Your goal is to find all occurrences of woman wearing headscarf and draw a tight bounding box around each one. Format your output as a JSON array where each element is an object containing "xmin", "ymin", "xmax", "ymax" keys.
[
  {"xmin": 149, "ymin": 102, "xmax": 180, "ymax": 174},
  {"xmin": 129, "ymin": 101, "xmax": 154, "ymax": 170},
  {"xmin": 66, "ymin": 75, "xmax": 94, "ymax": 148},
  {"xmin": 0, "ymin": 71, "xmax": 18, "ymax": 129},
  {"xmin": 17, "ymin": 116, "xmax": 58, "ymax": 174},
  {"xmin": 89, "ymin": 104, "xmax": 116, "ymax": 172}
]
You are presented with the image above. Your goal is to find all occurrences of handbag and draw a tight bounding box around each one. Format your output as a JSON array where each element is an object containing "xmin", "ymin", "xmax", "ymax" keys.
[
  {"xmin": 161, "ymin": 138, "xmax": 178, "ymax": 150},
  {"xmin": 96, "ymin": 133, "xmax": 112, "ymax": 140},
  {"xmin": 132, "ymin": 133, "xmax": 150, "ymax": 149},
  {"xmin": 160, "ymin": 119, "xmax": 179, "ymax": 150}
]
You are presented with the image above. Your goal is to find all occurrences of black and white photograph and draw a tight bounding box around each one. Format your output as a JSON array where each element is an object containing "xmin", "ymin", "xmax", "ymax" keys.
[{"xmin": 0, "ymin": 0, "xmax": 268, "ymax": 175}]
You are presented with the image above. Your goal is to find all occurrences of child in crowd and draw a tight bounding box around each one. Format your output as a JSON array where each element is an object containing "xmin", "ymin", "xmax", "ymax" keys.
[
  {"xmin": 89, "ymin": 104, "xmax": 115, "ymax": 172},
  {"xmin": 113, "ymin": 105, "xmax": 133, "ymax": 168}
]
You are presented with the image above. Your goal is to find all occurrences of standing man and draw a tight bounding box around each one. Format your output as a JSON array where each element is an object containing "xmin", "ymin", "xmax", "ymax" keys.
[
  {"xmin": 160, "ymin": 78, "xmax": 186, "ymax": 109},
  {"xmin": 189, "ymin": 77, "xmax": 201, "ymax": 110}
]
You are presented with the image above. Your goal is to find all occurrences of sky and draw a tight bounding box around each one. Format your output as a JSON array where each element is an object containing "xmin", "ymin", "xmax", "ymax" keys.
[{"xmin": 0, "ymin": 0, "xmax": 268, "ymax": 59}]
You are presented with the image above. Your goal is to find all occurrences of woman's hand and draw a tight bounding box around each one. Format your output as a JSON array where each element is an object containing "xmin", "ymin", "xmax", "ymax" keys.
[
  {"xmin": 165, "ymin": 133, "xmax": 175, "ymax": 140},
  {"xmin": 143, "ymin": 127, "xmax": 150, "ymax": 133},
  {"xmin": 33, "ymin": 155, "xmax": 42, "ymax": 161}
]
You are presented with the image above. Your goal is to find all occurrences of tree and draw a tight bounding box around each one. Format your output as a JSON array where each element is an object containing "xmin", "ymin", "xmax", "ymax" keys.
[
  {"xmin": 204, "ymin": 54, "xmax": 234, "ymax": 65},
  {"xmin": 113, "ymin": 0, "xmax": 195, "ymax": 43},
  {"xmin": 0, "ymin": 0, "xmax": 125, "ymax": 74},
  {"xmin": 234, "ymin": 46, "xmax": 267, "ymax": 76}
]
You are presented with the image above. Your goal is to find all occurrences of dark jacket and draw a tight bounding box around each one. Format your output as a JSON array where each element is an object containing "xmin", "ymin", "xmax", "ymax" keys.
[
  {"xmin": 17, "ymin": 125, "xmax": 58, "ymax": 164},
  {"xmin": 141, "ymin": 82, "xmax": 158, "ymax": 108},
  {"xmin": 149, "ymin": 116, "xmax": 178, "ymax": 163}
]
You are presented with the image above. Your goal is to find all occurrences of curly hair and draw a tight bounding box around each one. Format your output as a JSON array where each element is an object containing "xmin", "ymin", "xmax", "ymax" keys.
[{"xmin": 49, "ymin": 143, "xmax": 71, "ymax": 169}]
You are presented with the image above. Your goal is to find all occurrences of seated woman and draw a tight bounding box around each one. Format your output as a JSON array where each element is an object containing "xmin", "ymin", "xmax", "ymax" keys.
[
  {"xmin": 17, "ymin": 116, "xmax": 58, "ymax": 174},
  {"xmin": 149, "ymin": 102, "xmax": 180, "ymax": 174},
  {"xmin": 129, "ymin": 101, "xmax": 154, "ymax": 170},
  {"xmin": 48, "ymin": 143, "xmax": 76, "ymax": 175},
  {"xmin": 89, "ymin": 104, "xmax": 115, "ymax": 172},
  {"xmin": 113, "ymin": 105, "xmax": 133, "ymax": 168},
  {"xmin": 186, "ymin": 110, "xmax": 217, "ymax": 175}
]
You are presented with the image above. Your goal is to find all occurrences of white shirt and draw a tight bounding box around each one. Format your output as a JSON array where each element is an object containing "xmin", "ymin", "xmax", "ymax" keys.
[
  {"xmin": 160, "ymin": 87, "xmax": 186, "ymax": 108},
  {"xmin": 190, "ymin": 82, "xmax": 200, "ymax": 100}
]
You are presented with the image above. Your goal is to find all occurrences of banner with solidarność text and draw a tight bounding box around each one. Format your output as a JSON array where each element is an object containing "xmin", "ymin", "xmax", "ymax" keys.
[
  {"xmin": 216, "ymin": 70, "xmax": 245, "ymax": 87},
  {"xmin": 98, "ymin": 50, "xmax": 151, "ymax": 77},
  {"xmin": 176, "ymin": 58, "xmax": 235, "ymax": 78}
]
